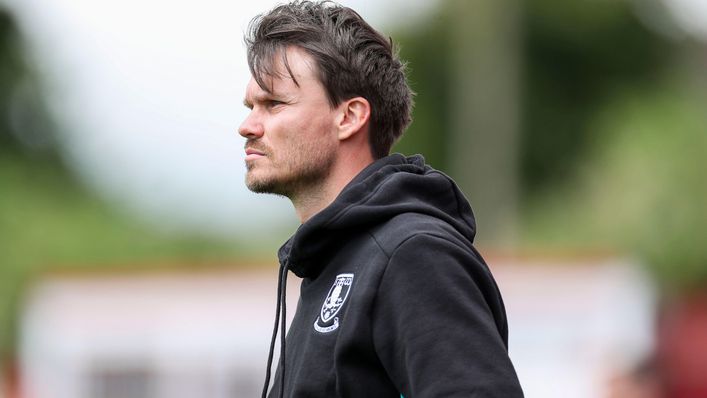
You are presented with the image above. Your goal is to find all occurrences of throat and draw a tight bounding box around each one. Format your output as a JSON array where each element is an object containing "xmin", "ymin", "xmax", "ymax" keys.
[{"xmin": 291, "ymin": 185, "xmax": 335, "ymax": 223}]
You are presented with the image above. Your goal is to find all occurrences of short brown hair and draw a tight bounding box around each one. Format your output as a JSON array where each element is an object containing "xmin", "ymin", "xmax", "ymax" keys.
[{"xmin": 245, "ymin": 0, "xmax": 414, "ymax": 159}]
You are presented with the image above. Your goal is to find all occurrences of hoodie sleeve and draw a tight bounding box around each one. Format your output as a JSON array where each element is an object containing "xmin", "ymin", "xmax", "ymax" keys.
[{"xmin": 372, "ymin": 234, "xmax": 524, "ymax": 397}]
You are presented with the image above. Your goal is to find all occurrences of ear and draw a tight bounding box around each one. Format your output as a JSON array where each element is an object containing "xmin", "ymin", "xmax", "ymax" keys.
[{"xmin": 336, "ymin": 97, "xmax": 370, "ymax": 141}]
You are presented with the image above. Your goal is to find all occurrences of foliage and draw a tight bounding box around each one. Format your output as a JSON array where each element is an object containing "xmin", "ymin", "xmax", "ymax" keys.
[
  {"xmin": 393, "ymin": 0, "xmax": 673, "ymax": 193},
  {"xmin": 521, "ymin": 0, "xmax": 673, "ymax": 191},
  {"xmin": 391, "ymin": 6, "xmax": 452, "ymax": 172},
  {"xmin": 392, "ymin": 0, "xmax": 707, "ymax": 289},
  {"xmin": 0, "ymin": 8, "xmax": 58, "ymax": 161},
  {"xmin": 523, "ymin": 78, "xmax": 707, "ymax": 290},
  {"xmin": 586, "ymin": 83, "xmax": 707, "ymax": 290}
]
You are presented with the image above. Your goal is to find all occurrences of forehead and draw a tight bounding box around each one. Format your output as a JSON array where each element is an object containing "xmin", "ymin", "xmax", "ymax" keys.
[{"xmin": 247, "ymin": 47, "xmax": 319, "ymax": 97}]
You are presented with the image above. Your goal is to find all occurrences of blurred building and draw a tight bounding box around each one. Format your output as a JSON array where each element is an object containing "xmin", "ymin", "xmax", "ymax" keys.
[
  {"xmin": 495, "ymin": 256, "xmax": 656, "ymax": 397},
  {"xmin": 17, "ymin": 257, "xmax": 655, "ymax": 398},
  {"xmin": 19, "ymin": 268, "xmax": 300, "ymax": 398}
]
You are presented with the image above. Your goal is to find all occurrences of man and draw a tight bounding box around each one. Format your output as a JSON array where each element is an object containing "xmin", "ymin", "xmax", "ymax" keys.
[{"xmin": 239, "ymin": 1, "xmax": 524, "ymax": 397}]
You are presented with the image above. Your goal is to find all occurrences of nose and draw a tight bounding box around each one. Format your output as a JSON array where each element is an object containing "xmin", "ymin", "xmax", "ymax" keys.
[{"xmin": 238, "ymin": 111, "xmax": 264, "ymax": 139}]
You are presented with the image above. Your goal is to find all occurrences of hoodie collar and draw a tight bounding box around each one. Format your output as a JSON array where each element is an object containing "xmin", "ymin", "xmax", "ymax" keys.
[{"xmin": 278, "ymin": 153, "xmax": 476, "ymax": 278}]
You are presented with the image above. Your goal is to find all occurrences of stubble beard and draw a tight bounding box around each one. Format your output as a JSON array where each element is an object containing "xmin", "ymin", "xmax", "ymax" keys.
[{"xmin": 245, "ymin": 146, "xmax": 337, "ymax": 201}]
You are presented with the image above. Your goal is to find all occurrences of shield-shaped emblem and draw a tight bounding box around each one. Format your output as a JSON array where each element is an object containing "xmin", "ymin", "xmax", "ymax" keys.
[{"xmin": 320, "ymin": 273, "xmax": 354, "ymax": 323}]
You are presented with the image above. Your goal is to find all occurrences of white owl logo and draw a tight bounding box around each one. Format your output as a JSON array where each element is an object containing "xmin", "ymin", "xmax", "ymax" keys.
[{"xmin": 319, "ymin": 273, "xmax": 354, "ymax": 323}]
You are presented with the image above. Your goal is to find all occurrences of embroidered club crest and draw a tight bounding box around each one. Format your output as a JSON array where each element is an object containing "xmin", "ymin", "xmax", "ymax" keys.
[{"xmin": 314, "ymin": 273, "xmax": 354, "ymax": 333}]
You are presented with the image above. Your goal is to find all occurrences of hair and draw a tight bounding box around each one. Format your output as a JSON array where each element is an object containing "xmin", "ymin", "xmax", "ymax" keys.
[{"xmin": 244, "ymin": 0, "xmax": 414, "ymax": 159}]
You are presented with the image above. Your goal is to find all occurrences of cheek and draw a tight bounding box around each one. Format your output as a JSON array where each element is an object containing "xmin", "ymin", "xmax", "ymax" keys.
[
  {"xmin": 270, "ymin": 110, "xmax": 337, "ymax": 155},
  {"xmin": 306, "ymin": 114, "xmax": 337, "ymax": 142}
]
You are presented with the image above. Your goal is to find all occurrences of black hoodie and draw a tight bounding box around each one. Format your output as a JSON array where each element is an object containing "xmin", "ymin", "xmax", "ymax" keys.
[{"xmin": 265, "ymin": 154, "xmax": 524, "ymax": 397}]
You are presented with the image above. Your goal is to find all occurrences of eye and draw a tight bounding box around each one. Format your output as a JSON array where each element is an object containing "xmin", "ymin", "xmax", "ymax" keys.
[{"xmin": 266, "ymin": 100, "xmax": 285, "ymax": 109}]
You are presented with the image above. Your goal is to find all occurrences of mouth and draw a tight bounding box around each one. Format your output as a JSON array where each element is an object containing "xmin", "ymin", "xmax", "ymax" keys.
[{"xmin": 245, "ymin": 147, "xmax": 266, "ymax": 161}]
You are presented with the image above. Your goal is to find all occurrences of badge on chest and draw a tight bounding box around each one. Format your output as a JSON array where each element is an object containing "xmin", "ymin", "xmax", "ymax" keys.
[{"xmin": 314, "ymin": 273, "xmax": 354, "ymax": 333}]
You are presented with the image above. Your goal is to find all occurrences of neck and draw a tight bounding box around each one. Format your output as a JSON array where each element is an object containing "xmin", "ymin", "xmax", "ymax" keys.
[
  {"xmin": 292, "ymin": 151, "xmax": 374, "ymax": 223},
  {"xmin": 291, "ymin": 186, "xmax": 335, "ymax": 223}
]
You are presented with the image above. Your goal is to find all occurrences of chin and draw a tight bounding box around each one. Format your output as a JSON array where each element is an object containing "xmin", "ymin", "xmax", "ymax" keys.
[
  {"xmin": 246, "ymin": 172, "xmax": 282, "ymax": 195},
  {"xmin": 246, "ymin": 173, "xmax": 268, "ymax": 193}
]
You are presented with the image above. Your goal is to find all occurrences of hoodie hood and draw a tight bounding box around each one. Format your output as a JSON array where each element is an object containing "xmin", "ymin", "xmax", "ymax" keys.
[{"xmin": 278, "ymin": 153, "xmax": 477, "ymax": 278}]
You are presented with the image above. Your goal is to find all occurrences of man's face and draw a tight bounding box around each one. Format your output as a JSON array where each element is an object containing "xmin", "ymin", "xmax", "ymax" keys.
[{"xmin": 239, "ymin": 47, "xmax": 339, "ymax": 198}]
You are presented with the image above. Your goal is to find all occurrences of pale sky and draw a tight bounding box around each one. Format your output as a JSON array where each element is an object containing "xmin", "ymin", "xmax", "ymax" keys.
[{"xmin": 665, "ymin": 0, "xmax": 707, "ymax": 38}]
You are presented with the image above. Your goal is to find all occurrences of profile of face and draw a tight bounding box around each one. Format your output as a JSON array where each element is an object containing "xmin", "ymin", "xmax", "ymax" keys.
[{"xmin": 239, "ymin": 46, "xmax": 339, "ymax": 198}]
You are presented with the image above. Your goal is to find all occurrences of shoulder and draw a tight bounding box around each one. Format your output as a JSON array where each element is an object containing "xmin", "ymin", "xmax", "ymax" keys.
[
  {"xmin": 367, "ymin": 214, "xmax": 508, "ymax": 341},
  {"xmin": 368, "ymin": 212, "xmax": 474, "ymax": 260},
  {"xmin": 367, "ymin": 213, "xmax": 497, "ymax": 299}
]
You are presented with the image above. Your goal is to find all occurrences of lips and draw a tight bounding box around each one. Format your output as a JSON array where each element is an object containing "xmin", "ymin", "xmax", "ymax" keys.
[
  {"xmin": 245, "ymin": 145, "xmax": 267, "ymax": 161},
  {"xmin": 245, "ymin": 148, "xmax": 265, "ymax": 156}
]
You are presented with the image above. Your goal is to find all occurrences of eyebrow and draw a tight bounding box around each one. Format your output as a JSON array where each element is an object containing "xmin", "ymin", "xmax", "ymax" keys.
[{"xmin": 243, "ymin": 91, "xmax": 292, "ymax": 109}]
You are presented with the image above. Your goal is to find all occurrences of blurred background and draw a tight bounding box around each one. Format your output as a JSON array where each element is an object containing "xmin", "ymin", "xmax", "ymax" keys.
[{"xmin": 1, "ymin": 0, "xmax": 706, "ymax": 396}]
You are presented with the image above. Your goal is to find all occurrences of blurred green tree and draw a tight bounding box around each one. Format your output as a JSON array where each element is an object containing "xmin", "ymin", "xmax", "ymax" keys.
[
  {"xmin": 393, "ymin": 0, "xmax": 673, "ymax": 196},
  {"xmin": 0, "ymin": 8, "xmax": 59, "ymax": 163},
  {"xmin": 521, "ymin": 0, "xmax": 673, "ymax": 191},
  {"xmin": 393, "ymin": 0, "xmax": 707, "ymax": 290}
]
